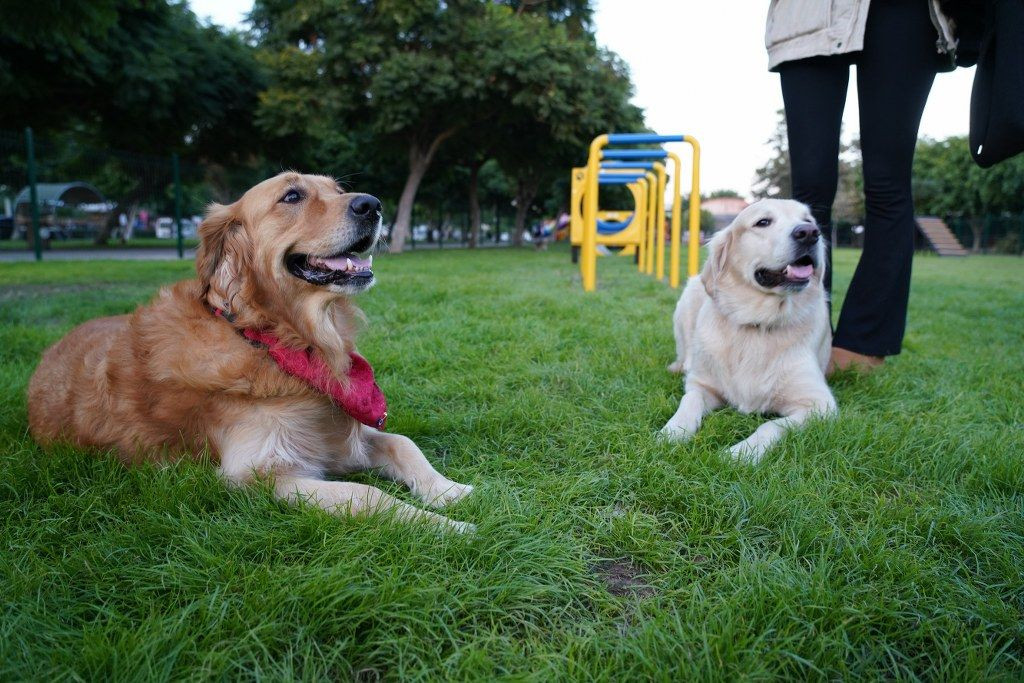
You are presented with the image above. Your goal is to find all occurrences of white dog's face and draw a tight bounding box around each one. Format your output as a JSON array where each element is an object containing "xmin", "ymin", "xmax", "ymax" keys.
[{"xmin": 708, "ymin": 199, "xmax": 825, "ymax": 295}]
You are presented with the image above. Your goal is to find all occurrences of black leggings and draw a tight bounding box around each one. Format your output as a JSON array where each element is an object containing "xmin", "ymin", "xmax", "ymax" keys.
[{"xmin": 778, "ymin": 0, "xmax": 938, "ymax": 356}]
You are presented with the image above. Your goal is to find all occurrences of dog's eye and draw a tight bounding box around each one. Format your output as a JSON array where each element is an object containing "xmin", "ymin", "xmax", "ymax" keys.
[
  {"xmin": 280, "ymin": 189, "xmax": 303, "ymax": 204},
  {"xmin": 754, "ymin": 217, "xmax": 772, "ymax": 227}
]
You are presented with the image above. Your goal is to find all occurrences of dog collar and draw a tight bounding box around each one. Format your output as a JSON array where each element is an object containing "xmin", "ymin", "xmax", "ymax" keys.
[{"xmin": 213, "ymin": 308, "xmax": 387, "ymax": 430}]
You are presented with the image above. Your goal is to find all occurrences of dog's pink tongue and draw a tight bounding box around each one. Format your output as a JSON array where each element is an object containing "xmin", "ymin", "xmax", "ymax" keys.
[
  {"xmin": 320, "ymin": 255, "xmax": 372, "ymax": 271},
  {"xmin": 786, "ymin": 263, "xmax": 814, "ymax": 280}
]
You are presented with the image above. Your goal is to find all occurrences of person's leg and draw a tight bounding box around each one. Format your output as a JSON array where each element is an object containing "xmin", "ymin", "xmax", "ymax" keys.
[
  {"xmin": 834, "ymin": 0, "xmax": 938, "ymax": 357},
  {"xmin": 778, "ymin": 55, "xmax": 850, "ymax": 295}
]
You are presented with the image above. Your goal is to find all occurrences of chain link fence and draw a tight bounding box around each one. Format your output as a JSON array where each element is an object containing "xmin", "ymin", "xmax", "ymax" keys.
[
  {"xmin": 0, "ymin": 128, "xmax": 260, "ymax": 260},
  {"xmin": 946, "ymin": 215, "xmax": 1024, "ymax": 255},
  {"xmin": 827, "ymin": 216, "xmax": 1023, "ymax": 255},
  {"xmin": 0, "ymin": 128, "xmax": 523, "ymax": 259}
]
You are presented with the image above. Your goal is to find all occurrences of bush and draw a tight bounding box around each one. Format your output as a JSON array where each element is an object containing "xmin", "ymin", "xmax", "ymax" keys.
[{"xmin": 993, "ymin": 231, "xmax": 1022, "ymax": 255}]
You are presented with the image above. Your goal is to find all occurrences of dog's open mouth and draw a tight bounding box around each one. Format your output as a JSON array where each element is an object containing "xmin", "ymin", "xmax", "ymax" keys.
[
  {"xmin": 286, "ymin": 251, "xmax": 374, "ymax": 287},
  {"xmin": 754, "ymin": 254, "xmax": 816, "ymax": 289}
]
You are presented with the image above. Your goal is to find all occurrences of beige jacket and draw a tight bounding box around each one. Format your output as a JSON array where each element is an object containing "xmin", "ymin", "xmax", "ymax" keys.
[{"xmin": 765, "ymin": 0, "xmax": 957, "ymax": 71}]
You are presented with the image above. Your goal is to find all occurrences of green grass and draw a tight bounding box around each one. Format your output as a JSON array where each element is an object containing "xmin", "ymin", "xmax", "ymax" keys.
[
  {"xmin": 0, "ymin": 237, "xmax": 199, "ymax": 251},
  {"xmin": 1, "ymin": 245, "xmax": 1022, "ymax": 680}
]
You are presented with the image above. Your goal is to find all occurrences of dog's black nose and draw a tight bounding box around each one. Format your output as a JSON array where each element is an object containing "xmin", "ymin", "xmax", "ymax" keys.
[
  {"xmin": 348, "ymin": 194, "xmax": 381, "ymax": 217},
  {"xmin": 791, "ymin": 223, "xmax": 820, "ymax": 244}
]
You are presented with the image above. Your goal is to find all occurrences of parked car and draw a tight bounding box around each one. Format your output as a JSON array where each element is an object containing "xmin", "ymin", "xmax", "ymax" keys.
[{"xmin": 154, "ymin": 217, "xmax": 197, "ymax": 239}]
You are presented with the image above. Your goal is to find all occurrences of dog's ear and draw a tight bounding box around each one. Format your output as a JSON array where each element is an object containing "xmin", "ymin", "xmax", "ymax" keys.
[
  {"xmin": 700, "ymin": 227, "xmax": 734, "ymax": 297},
  {"xmin": 196, "ymin": 202, "xmax": 250, "ymax": 311}
]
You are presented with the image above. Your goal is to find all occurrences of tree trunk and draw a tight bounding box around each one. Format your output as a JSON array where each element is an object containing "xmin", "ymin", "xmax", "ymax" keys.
[
  {"xmin": 390, "ymin": 149, "xmax": 430, "ymax": 254},
  {"xmin": 512, "ymin": 178, "xmax": 537, "ymax": 247},
  {"xmin": 467, "ymin": 161, "xmax": 482, "ymax": 248},
  {"xmin": 971, "ymin": 217, "xmax": 983, "ymax": 253},
  {"xmin": 389, "ymin": 128, "xmax": 458, "ymax": 253}
]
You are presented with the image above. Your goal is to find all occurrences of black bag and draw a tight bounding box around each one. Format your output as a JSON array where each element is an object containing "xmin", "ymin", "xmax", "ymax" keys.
[{"xmin": 969, "ymin": 0, "xmax": 1024, "ymax": 167}]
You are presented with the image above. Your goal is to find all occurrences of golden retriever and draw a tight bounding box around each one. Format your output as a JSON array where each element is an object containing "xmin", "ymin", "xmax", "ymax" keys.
[
  {"xmin": 28, "ymin": 172, "xmax": 474, "ymax": 532},
  {"xmin": 660, "ymin": 199, "xmax": 837, "ymax": 463}
]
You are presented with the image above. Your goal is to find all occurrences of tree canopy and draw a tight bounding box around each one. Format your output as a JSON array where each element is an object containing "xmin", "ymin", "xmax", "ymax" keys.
[
  {"xmin": 1, "ymin": 0, "xmax": 653, "ymax": 251},
  {"xmin": 0, "ymin": 0, "xmax": 265, "ymax": 158},
  {"xmin": 251, "ymin": 0, "xmax": 641, "ymax": 250}
]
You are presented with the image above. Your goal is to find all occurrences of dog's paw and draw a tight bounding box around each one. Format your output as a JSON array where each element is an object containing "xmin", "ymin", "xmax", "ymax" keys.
[
  {"xmin": 667, "ymin": 360, "xmax": 685, "ymax": 374},
  {"xmin": 422, "ymin": 480, "xmax": 474, "ymax": 509},
  {"xmin": 658, "ymin": 422, "xmax": 694, "ymax": 443},
  {"xmin": 727, "ymin": 440, "xmax": 767, "ymax": 464},
  {"xmin": 447, "ymin": 519, "xmax": 477, "ymax": 534}
]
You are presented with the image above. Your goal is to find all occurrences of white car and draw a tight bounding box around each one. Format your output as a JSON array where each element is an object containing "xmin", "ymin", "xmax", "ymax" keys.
[{"xmin": 154, "ymin": 217, "xmax": 196, "ymax": 239}]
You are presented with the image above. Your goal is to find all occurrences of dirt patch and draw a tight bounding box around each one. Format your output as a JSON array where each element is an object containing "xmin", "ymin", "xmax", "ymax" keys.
[{"xmin": 591, "ymin": 558, "xmax": 656, "ymax": 598}]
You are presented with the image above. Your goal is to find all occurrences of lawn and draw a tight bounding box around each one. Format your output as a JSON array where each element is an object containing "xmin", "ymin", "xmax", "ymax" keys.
[
  {"xmin": 0, "ymin": 237, "xmax": 200, "ymax": 251},
  {"xmin": 1, "ymin": 246, "xmax": 1022, "ymax": 680}
]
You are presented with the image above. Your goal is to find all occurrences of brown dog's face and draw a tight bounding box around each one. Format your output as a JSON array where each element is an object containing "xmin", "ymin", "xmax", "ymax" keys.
[
  {"xmin": 197, "ymin": 172, "xmax": 383, "ymax": 317},
  {"xmin": 248, "ymin": 172, "xmax": 381, "ymax": 294}
]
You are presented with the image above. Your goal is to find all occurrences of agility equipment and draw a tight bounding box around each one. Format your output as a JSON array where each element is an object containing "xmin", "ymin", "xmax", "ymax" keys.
[
  {"xmin": 569, "ymin": 165, "xmax": 661, "ymax": 270},
  {"xmin": 573, "ymin": 133, "xmax": 701, "ymax": 292}
]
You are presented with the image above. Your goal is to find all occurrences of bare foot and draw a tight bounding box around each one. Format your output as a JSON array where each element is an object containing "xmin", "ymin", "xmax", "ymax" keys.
[{"xmin": 828, "ymin": 347, "xmax": 884, "ymax": 375}]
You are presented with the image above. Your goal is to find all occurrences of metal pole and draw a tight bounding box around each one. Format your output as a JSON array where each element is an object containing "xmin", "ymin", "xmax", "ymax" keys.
[
  {"xmin": 410, "ymin": 207, "xmax": 416, "ymax": 249},
  {"xmin": 25, "ymin": 127, "xmax": 41, "ymax": 261},
  {"xmin": 684, "ymin": 136, "xmax": 702, "ymax": 280},
  {"xmin": 172, "ymin": 153, "xmax": 183, "ymax": 259}
]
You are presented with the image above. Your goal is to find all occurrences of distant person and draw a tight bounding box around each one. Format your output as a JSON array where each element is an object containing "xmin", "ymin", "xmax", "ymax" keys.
[
  {"xmin": 765, "ymin": 0, "xmax": 957, "ymax": 372},
  {"xmin": 532, "ymin": 219, "xmax": 551, "ymax": 251}
]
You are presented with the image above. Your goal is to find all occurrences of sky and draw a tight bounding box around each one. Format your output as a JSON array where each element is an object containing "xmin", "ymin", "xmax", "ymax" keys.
[{"xmin": 188, "ymin": 0, "xmax": 976, "ymax": 199}]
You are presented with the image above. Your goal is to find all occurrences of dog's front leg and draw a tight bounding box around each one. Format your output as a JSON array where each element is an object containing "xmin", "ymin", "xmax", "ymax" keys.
[
  {"xmin": 364, "ymin": 430, "xmax": 474, "ymax": 509},
  {"xmin": 659, "ymin": 382, "xmax": 722, "ymax": 442},
  {"xmin": 728, "ymin": 395, "xmax": 837, "ymax": 464},
  {"xmin": 273, "ymin": 475, "xmax": 474, "ymax": 533}
]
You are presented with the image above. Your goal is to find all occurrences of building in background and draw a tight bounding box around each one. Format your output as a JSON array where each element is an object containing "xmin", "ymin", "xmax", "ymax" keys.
[{"xmin": 702, "ymin": 196, "xmax": 749, "ymax": 231}]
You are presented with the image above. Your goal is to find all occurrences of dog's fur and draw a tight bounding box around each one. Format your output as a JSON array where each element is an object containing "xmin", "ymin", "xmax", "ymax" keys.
[
  {"xmin": 28, "ymin": 172, "xmax": 474, "ymax": 531},
  {"xmin": 660, "ymin": 199, "xmax": 837, "ymax": 463}
]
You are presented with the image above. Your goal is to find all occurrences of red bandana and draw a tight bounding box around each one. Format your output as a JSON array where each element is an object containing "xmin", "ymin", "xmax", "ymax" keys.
[{"xmin": 215, "ymin": 309, "xmax": 387, "ymax": 430}]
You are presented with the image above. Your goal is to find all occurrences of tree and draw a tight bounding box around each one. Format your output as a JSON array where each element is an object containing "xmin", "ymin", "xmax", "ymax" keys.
[
  {"xmin": 252, "ymin": 0, "xmax": 642, "ymax": 252},
  {"xmin": 0, "ymin": 1, "xmax": 265, "ymax": 158},
  {"xmin": 752, "ymin": 109, "xmax": 863, "ymax": 224},
  {"xmin": 913, "ymin": 135, "xmax": 1024, "ymax": 251},
  {"xmin": 0, "ymin": 1, "xmax": 267, "ymax": 242},
  {"xmin": 752, "ymin": 110, "xmax": 792, "ymax": 200},
  {"xmin": 833, "ymin": 137, "xmax": 864, "ymax": 225},
  {"xmin": 254, "ymin": 1, "xmax": 539, "ymax": 252},
  {"xmin": 492, "ymin": 45, "xmax": 642, "ymax": 245},
  {"xmin": 707, "ymin": 189, "xmax": 743, "ymax": 199},
  {"xmin": 501, "ymin": 0, "xmax": 594, "ymax": 36}
]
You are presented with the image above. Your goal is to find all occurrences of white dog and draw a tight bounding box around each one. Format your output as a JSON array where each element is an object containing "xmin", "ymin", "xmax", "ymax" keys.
[{"xmin": 660, "ymin": 199, "xmax": 837, "ymax": 463}]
